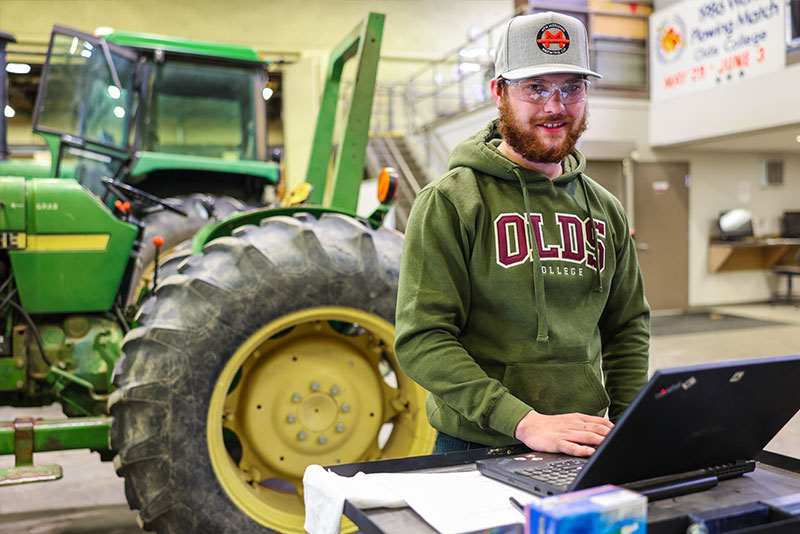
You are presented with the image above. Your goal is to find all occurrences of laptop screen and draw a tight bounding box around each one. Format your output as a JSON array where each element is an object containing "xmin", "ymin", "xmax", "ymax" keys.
[{"xmin": 572, "ymin": 355, "xmax": 800, "ymax": 490}]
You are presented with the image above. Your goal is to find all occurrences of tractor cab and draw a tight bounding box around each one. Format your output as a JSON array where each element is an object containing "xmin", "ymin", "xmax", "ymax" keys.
[{"xmin": 32, "ymin": 26, "xmax": 278, "ymax": 204}]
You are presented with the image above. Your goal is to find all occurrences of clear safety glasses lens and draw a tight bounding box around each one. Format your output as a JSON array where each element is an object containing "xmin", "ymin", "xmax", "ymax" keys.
[{"xmin": 505, "ymin": 79, "xmax": 590, "ymax": 105}]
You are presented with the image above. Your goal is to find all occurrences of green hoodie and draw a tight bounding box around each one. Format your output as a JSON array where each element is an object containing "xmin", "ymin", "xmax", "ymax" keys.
[{"xmin": 395, "ymin": 120, "xmax": 650, "ymax": 446}]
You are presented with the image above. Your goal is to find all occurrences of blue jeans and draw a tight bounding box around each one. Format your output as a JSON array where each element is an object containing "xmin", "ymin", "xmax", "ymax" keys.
[{"xmin": 434, "ymin": 432, "xmax": 489, "ymax": 454}]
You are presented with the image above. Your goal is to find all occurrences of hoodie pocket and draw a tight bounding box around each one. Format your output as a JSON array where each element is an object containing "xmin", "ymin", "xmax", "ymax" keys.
[{"xmin": 502, "ymin": 362, "xmax": 610, "ymax": 416}]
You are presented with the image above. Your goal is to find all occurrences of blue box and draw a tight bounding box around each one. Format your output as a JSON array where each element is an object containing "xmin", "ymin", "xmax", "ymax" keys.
[{"xmin": 525, "ymin": 484, "xmax": 647, "ymax": 534}]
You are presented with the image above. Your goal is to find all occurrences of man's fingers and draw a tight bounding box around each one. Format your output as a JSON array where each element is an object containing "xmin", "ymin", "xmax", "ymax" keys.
[
  {"xmin": 583, "ymin": 422, "xmax": 613, "ymax": 436},
  {"xmin": 580, "ymin": 415, "xmax": 614, "ymax": 429},
  {"xmin": 571, "ymin": 430, "xmax": 606, "ymax": 446},
  {"xmin": 559, "ymin": 441, "xmax": 596, "ymax": 457}
]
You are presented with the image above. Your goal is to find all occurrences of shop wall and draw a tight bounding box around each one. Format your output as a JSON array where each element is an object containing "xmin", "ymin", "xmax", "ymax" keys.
[
  {"xmin": 687, "ymin": 152, "xmax": 800, "ymax": 305},
  {"xmin": 650, "ymin": 63, "xmax": 800, "ymax": 147}
]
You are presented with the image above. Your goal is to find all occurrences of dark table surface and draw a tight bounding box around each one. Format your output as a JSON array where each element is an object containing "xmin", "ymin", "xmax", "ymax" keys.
[{"xmin": 329, "ymin": 448, "xmax": 800, "ymax": 534}]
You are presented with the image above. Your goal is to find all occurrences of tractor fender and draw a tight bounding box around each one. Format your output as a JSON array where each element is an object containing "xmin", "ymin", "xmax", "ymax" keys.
[{"xmin": 191, "ymin": 206, "xmax": 363, "ymax": 254}]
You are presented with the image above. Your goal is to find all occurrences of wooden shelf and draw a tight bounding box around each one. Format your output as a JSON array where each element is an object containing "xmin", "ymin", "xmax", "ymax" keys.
[{"xmin": 708, "ymin": 238, "xmax": 800, "ymax": 272}]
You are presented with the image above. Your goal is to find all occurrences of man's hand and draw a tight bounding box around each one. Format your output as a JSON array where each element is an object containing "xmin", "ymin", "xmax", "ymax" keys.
[{"xmin": 514, "ymin": 410, "xmax": 614, "ymax": 457}]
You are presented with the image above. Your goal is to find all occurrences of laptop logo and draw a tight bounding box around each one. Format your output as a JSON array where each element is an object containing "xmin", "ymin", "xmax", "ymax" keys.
[
  {"xmin": 730, "ymin": 371, "xmax": 745, "ymax": 383},
  {"xmin": 514, "ymin": 454, "xmax": 544, "ymax": 461},
  {"xmin": 655, "ymin": 376, "xmax": 697, "ymax": 399}
]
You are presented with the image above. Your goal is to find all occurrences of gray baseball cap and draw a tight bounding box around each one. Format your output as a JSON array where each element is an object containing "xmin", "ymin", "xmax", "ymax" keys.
[{"xmin": 494, "ymin": 12, "xmax": 602, "ymax": 80}]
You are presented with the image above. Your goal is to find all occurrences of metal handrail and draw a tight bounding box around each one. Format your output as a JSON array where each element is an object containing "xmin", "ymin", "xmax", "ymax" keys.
[{"xmin": 383, "ymin": 137, "xmax": 422, "ymax": 196}]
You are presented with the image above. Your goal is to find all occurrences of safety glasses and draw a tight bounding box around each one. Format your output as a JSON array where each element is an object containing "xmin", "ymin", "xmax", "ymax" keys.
[{"xmin": 503, "ymin": 78, "xmax": 590, "ymax": 105}]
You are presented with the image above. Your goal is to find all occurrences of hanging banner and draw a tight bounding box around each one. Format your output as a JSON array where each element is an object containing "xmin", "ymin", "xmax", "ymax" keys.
[{"xmin": 649, "ymin": 0, "xmax": 785, "ymax": 101}]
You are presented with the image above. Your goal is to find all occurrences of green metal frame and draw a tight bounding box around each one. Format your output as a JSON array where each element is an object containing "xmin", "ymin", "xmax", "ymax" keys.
[
  {"xmin": 0, "ymin": 417, "xmax": 111, "ymax": 454},
  {"xmin": 305, "ymin": 12, "xmax": 384, "ymax": 211}
]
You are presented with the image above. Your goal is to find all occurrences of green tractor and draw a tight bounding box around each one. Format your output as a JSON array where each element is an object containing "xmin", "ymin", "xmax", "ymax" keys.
[
  {"xmin": 0, "ymin": 12, "xmax": 435, "ymax": 534},
  {"xmin": 3, "ymin": 23, "xmax": 282, "ymax": 303}
]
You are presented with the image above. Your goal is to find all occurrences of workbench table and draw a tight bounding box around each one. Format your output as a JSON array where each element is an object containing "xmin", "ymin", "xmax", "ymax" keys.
[{"xmin": 328, "ymin": 447, "xmax": 800, "ymax": 534}]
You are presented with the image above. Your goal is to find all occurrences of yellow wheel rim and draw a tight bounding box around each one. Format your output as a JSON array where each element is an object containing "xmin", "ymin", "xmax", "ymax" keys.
[{"xmin": 207, "ymin": 307, "xmax": 435, "ymax": 533}]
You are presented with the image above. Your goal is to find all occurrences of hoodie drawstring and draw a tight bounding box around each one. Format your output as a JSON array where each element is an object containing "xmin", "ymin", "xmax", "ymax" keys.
[
  {"xmin": 579, "ymin": 173, "xmax": 604, "ymax": 293},
  {"xmin": 515, "ymin": 170, "xmax": 550, "ymax": 343}
]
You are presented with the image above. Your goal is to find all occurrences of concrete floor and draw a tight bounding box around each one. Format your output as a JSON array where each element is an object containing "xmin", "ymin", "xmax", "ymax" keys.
[{"xmin": 1, "ymin": 303, "xmax": 799, "ymax": 532}]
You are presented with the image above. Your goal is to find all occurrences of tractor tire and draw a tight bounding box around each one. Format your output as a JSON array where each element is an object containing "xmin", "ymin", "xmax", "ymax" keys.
[
  {"xmin": 109, "ymin": 212, "xmax": 435, "ymax": 534},
  {"xmin": 129, "ymin": 193, "xmax": 249, "ymax": 304}
]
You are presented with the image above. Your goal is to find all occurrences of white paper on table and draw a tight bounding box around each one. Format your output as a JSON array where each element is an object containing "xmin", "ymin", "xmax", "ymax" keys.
[{"xmin": 366, "ymin": 470, "xmax": 540, "ymax": 534}]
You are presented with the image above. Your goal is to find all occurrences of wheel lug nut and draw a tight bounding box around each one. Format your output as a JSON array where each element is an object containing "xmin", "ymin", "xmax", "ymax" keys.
[
  {"xmin": 336, "ymin": 423, "xmax": 344, "ymax": 433},
  {"xmin": 310, "ymin": 381, "xmax": 320, "ymax": 392},
  {"xmin": 330, "ymin": 385, "xmax": 340, "ymax": 395},
  {"xmin": 341, "ymin": 403, "xmax": 350, "ymax": 413},
  {"xmin": 292, "ymin": 393, "xmax": 301, "ymax": 402},
  {"xmin": 287, "ymin": 414, "xmax": 296, "ymax": 423},
  {"xmin": 297, "ymin": 431, "xmax": 307, "ymax": 441},
  {"xmin": 318, "ymin": 435, "xmax": 327, "ymax": 444}
]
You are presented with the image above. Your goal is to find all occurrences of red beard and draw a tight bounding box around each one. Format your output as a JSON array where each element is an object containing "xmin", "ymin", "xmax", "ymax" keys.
[{"xmin": 497, "ymin": 96, "xmax": 588, "ymax": 164}]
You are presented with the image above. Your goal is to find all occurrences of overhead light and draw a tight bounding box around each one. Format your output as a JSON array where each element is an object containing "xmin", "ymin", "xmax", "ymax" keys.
[
  {"xmin": 262, "ymin": 87, "xmax": 274, "ymax": 101},
  {"xmin": 459, "ymin": 62, "xmax": 482, "ymax": 73},
  {"xmin": 69, "ymin": 37, "xmax": 79, "ymax": 55},
  {"xmin": 6, "ymin": 63, "xmax": 31, "ymax": 74},
  {"xmin": 94, "ymin": 26, "xmax": 114, "ymax": 36},
  {"xmin": 107, "ymin": 85, "xmax": 121, "ymax": 99},
  {"xmin": 459, "ymin": 48, "xmax": 488, "ymax": 58},
  {"xmin": 113, "ymin": 106, "xmax": 125, "ymax": 118},
  {"xmin": 796, "ymin": 135, "xmax": 800, "ymax": 143},
  {"xmin": 80, "ymin": 49, "xmax": 92, "ymax": 59},
  {"xmin": 4, "ymin": 105, "xmax": 15, "ymax": 118}
]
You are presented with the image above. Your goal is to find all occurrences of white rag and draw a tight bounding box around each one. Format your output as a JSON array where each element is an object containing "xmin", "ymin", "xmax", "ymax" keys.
[{"xmin": 302, "ymin": 464, "xmax": 407, "ymax": 534}]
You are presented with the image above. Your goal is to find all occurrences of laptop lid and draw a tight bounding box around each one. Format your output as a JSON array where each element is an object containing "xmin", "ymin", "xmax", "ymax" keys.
[{"xmin": 571, "ymin": 354, "xmax": 800, "ymax": 490}]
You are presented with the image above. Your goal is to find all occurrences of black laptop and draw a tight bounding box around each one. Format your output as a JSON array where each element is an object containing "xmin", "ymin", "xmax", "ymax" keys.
[{"xmin": 477, "ymin": 355, "xmax": 800, "ymax": 500}]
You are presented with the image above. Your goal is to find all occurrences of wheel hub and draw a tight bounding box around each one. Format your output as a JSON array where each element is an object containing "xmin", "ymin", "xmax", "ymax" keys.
[
  {"xmin": 232, "ymin": 325, "xmax": 385, "ymax": 478},
  {"xmin": 299, "ymin": 393, "xmax": 337, "ymax": 431}
]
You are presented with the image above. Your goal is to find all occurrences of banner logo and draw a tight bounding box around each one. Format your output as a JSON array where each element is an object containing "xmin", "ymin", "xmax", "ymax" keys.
[{"xmin": 656, "ymin": 15, "xmax": 687, "ymax": 64}]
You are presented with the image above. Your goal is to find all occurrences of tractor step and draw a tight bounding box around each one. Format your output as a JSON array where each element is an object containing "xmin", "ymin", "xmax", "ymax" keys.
[
  {"xmin": 0, "ymin": 417, "xmax": 63, "ymax": 486},
  {"xmin": 0, "ymin": 463, "xmax": 63, "ymax": 486}
]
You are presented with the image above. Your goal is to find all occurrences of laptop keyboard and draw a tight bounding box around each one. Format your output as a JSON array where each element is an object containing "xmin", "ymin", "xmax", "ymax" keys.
[{"xmin": 515, "ymin": 458, "xmax": 587, "ymax": 489}]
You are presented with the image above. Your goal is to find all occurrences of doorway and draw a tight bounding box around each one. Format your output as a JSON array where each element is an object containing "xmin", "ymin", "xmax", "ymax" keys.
[{"xmin": 632, "ymin": 162, "xmax": 690, "ymax": 311}]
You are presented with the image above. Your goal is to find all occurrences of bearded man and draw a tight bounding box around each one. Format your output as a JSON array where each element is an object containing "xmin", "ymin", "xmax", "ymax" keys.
[{"xmin": 395, "ymin": 11, "xmax": 650, "ymax": 455}]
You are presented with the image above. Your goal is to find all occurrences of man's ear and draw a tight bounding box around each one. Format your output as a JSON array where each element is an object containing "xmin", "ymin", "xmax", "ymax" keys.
[{"xmin": 490, "ymin": 78, "xmax": 504, "ymax": 107}]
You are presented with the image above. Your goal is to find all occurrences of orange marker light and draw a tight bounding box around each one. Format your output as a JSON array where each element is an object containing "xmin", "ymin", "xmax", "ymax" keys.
[
  {"xmin": 114, "ymin": 200, "xmax": 131, "ymax": 214},
  {"xmin": 153, "ymin": 236, "xmax": 165, "ymax": 247},
  {"xmin": 378, "ymin": 167, "xmax": 399, "ymax": 204}
]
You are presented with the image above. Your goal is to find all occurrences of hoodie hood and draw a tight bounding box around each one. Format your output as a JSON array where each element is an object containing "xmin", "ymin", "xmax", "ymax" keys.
[{"xmin": 447, "ymin": 119, "xmax": 587, "ymax": 186}]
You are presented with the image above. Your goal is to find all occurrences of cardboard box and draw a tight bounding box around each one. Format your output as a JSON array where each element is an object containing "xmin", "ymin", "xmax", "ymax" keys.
[{"xmin": 525, "ymin": 484, "xmax": 646, "ymax": 534}]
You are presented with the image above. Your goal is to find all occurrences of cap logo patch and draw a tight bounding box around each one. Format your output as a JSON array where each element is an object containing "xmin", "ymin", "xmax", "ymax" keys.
[{"xmin": 536, "ymin": 23, "xmax": 570, "ymax": 55}]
